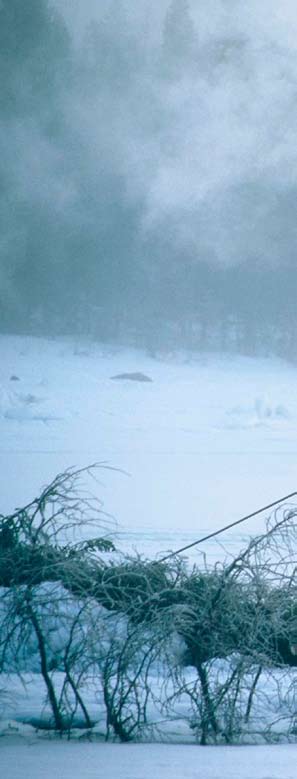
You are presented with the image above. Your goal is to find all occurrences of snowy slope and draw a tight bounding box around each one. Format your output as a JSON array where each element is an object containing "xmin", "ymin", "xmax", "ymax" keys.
[{"xmin": 1, "ymin": 335, "xmax": 297, "ymax": 561}]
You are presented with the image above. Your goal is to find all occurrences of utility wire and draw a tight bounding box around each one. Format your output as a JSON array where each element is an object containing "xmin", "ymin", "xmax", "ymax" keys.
[{"xmin": 158, "ymin": 490, "xmax": 297, "ymax": 563}]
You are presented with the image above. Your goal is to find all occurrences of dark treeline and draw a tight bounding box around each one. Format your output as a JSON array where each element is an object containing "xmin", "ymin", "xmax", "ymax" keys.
[{"xmin": 1, "ymin": 0, "xmax": 297, "ymax": 359}]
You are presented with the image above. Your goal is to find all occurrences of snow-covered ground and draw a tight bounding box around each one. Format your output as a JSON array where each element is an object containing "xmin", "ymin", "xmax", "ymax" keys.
[
  {"xmin": 1, "ymin": 334, "xmax": 297, "ymax": 562},
  {"xmin": 1, "ymin": 739, "xmax": 296, "ymax": 779},
  {"xmin": 1, "ymin": 335, "xmax": 297, "ymax": 774}
]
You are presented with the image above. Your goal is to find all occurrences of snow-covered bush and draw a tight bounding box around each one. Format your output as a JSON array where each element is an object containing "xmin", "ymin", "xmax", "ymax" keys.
[{"xmin": 0, "ymin": 469, "xmax": 297, "ymax": 743}]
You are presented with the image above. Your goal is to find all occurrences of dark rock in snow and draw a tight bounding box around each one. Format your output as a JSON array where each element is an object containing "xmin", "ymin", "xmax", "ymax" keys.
[
  {"xmin": 10, "ymin": 375, "xmax": 20, "ymax": 381},
  {"xmin": 110, "ymin": 372, "xmax": 153, "ymax": 383}
]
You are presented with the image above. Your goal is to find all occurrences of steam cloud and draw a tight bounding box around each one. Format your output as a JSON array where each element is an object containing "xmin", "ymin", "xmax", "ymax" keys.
[
  {"xmin": 56, "ymin": 0, "xmax": 297, "ymax": 267},
  {"xmin": 1, "ymin": 0, "xmax": 297, "ymax": 351}
]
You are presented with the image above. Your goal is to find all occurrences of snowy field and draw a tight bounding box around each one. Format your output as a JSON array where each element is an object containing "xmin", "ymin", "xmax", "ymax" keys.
[
  {"xmin": 1, "ymin": 334, "xmax": 297, "ymax": 561},
  {"xmin": 1, "ymin": 335, "xmax": 297, "ymax": 777},
  {"xmin": 1, "ymin": 740, "xmax": 296, "ymax": 779}
]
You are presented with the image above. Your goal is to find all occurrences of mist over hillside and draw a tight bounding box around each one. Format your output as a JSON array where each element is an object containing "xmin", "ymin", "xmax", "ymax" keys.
[{"xmin": 1, "ymin": 1, "xmax": 297, "ymax": 357}]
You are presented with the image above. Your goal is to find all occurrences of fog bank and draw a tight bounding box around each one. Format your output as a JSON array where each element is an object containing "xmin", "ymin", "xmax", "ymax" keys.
[{"xmin": 1, "ymin": 1, "xmax": 297, "ymax": 356}]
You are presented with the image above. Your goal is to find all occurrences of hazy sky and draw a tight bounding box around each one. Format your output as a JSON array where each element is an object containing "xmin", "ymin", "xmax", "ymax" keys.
[
  {"xmin": 53, "ymin": 0, "xmax": 297, "ymax": 269},
  {"xmin": 2, "ymin": 0, "xmax": 297, "ymax": 347}
]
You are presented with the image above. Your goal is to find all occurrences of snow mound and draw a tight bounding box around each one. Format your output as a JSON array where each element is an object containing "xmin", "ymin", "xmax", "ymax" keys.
[
  {"xmin": 0, "ymin": 383, "xmax": 61, "ymax": 423},
  {"xmin": 226, "ymin": 396, "xmax": 290, "ymax": 429},
  {"xmin": 0, "ymin": 385, "xmax": 17, "ymax": 417},
  {"xmin": 110, "ymin": 372, "xmax": 153, "ymax": 382}
]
